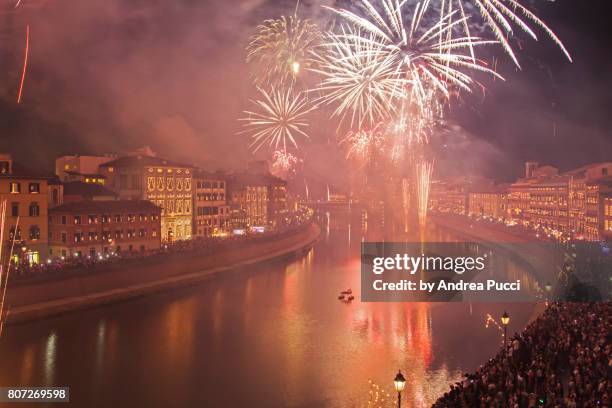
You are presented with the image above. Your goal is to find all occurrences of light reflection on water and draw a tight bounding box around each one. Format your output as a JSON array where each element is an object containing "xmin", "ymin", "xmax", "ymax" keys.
[{"xmin": 0, "ymin": 210, "xmax": 539, "ymax": 407}]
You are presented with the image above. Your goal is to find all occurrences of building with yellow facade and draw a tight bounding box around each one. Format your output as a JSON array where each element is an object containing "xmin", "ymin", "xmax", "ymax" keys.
[{"xmin": 98, "ymin": 154, "xmax": 193, "ymax": 242}]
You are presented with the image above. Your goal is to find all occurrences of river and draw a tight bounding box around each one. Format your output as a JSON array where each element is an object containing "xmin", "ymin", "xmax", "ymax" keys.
[{"xmin": 0, "ymin": 209, "xmax": 541, "ymax": 407}]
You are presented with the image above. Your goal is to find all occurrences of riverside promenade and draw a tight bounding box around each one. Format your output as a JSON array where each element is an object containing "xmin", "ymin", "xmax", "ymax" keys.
[{"xmin": 5, "ymin": 222, "xmax": 321, "ymax": 323}]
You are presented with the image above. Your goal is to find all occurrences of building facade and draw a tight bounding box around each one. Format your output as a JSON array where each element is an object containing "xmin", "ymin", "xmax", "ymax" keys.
[
  {"xmin": 0, "ymin": 154, "xmax": 50, "ymax": 264},
  {"xmin": 49, "ymin": 200, "xmax": 161, "ymax": 258},
  {"xmin": 468, "ymin": 188, "xmax": 508, "ymax": 219},
  {"xmin": 506, "ymin": 162, "xmax": 612, "ymax": 240},
  {"xmin": 98, "ymin": 155, "xmax": 193, "ymax": 241},
  {"xmin": 193, "ymin": 170, "xmax": 230, "ymax": 237}
]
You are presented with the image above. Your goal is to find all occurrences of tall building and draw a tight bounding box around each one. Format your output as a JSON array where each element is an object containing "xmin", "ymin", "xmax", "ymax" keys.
[
  {"xmin": 55, "ymin": 155, "xmax": 116, "ymax": 184},
  {"xmin": 0, "ymin": 154, "xmax": 52, "ymax": 264},
  {"xmin": 193, "ymin": 169, "xmax": 230, "ymax": 237},
  {"xmin": 468, "ymin": 186, "xmax": 508, "ymax": 219},
  {"xmin": 98, "ymin": 155, "xmax": 193, "ymax": 241},
  {"xmin": 49, "ymin": 200, "xmax": 161, "ymax": 259}
]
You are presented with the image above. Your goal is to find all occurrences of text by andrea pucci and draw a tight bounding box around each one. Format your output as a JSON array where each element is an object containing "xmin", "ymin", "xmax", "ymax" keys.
[{"xmin": 361, "ymin": 242, "xmax": 540, "ymax": 302}]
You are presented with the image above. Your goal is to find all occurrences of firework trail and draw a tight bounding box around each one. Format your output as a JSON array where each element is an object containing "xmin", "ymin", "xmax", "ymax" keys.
[
  {"xmin": 14, "ymin": 0, "xmax": 23, "ymax": 8},
  {"xmin": 324, "ymin": 0, "xmax": 502, "ymax": 108},
  {"xmin": 247, "ymin": 15, "xmax": 321, "ymax": 85},
  {"xmin": 240, "ymin": 86, "xmax": 315, "ymax": 153},
  {"xmin": 342, "ymin": 123, "xmax": 386, "ymax": 165},
  {"xmin": 310, "ymin": 26, "xmax": 409, "ymax": 128},
  {"xmin": 430, "ymin": 0, "xmax": 572, "ymax": 67},
  {"xmin": 416, "ymin": 159, "xmax": 433, "ymax": 230},
  {"xmin": 0, "ymin": 213, "xmax": 18, "ymax": 338},
  {"xmin": 402, "ymin": 178, "xmax": 410, "ymax": 232},
  {"xmin": 17, "ymin": 24, "xmax": 30, "ymax": 104}
]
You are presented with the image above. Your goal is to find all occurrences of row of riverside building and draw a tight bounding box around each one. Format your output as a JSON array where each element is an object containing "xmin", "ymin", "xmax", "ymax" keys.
[
  {"xmin": 430, "ymin": 161, "xmax": 612, "ymax": 242},
  {"xmin": 0, "ymin": 150, "xmax": 288, "ymax": 265}
]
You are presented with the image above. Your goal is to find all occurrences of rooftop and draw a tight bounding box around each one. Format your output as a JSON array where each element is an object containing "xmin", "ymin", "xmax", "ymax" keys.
[
  {"xmin": 99, "ymin": 155, "xmax": 193, "ymax": 170},
  {"xmin": 63, "ymin": 181, "xmax": 118, "ymax": 198}
]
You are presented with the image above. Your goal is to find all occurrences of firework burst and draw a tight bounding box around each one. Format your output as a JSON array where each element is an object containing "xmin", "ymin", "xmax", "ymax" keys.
[
  {"xmin": 271, "ymin": 149, "xmax": 300, "ymax": 178},
  {"xmin": 310, "ymin": 26, "xmax": 409, "ymax": 128},
  {"xmin": 342, "ymin": 123, "xmax": 386, "ymax": 165},
  {"xmin": 240, "ymin": 86, "xmax": 315, "ymax": 153},
  {"xmin": 324, "ymin": 0, "xmax": 502, "ymax": 105},
  {"xmin": 247, "ymin": 15, "xmax": 321, "ymax": 85}
]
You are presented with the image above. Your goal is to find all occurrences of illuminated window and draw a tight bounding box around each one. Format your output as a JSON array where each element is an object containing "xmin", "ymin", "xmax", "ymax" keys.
[
  {"xmin": 9, "ymin": 182, "xmax": 20, "ymax": 193},
  {"xmin": 29, "ymin": 183, "xmax": 40, "ymax": 193}
]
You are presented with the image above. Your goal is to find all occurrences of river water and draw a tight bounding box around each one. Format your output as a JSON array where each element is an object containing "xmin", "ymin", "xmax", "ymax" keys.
[{"xmin": 0, "ymin": 210, "xmax": 541, "ymax": 407}]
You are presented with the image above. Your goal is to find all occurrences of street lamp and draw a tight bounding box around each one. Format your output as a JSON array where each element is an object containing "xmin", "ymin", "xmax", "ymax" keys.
[
  {"xmin": 501, "ymin": 311, "xmax": 510, "ymax": 348},
  {"xmin": 394, "ymin": 370, "xmax": 406, "ymax": 408}
]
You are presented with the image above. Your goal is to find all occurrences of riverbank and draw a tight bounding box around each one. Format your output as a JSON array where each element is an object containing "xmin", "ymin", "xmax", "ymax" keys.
[{"xmin": 5, "ymin": 222, "xmax": 320, "ymax": 324}]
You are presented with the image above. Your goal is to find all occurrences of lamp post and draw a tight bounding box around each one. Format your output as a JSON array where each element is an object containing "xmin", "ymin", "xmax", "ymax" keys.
[
  {"xmin": 501, "ymin": 311, "xmax": 510, "ymax": 348},
  {"xmin": 394, "ymin": 370, "xmax": 406, "ymax": 408}
]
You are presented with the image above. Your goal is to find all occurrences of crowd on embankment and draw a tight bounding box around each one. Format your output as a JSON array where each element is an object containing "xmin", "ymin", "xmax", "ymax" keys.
[{"xmin": 432, "ymin": 302, "xmax": 611, "ymax": 407}]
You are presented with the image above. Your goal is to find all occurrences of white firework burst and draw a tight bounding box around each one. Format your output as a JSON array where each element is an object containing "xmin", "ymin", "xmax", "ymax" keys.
[{"xmin": 240, "ymin": 86, "xmax": 315, "ymax": 153}]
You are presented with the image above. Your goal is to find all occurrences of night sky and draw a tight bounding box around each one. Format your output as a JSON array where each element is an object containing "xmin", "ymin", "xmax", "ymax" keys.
[{"xmin": 0, "ymin": 0, "xmax": 610, "ymax": 184}]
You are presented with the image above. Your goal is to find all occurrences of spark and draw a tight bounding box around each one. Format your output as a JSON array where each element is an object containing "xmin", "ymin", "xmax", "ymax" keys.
[
  {"xmin": 17, "ymin": 24, "xmax": 30, "ymax": 104},
  {"xmin": 416, "ymin": 159, "xmax": 433, "ymax": 230},
  {"xmin": 240, "ymin": 86, "xmax": 315, "ymax": 153},
  {"xmin": 246, "ymin": 15, "xmax": 321, "ymax": 85},
  {"xmin": 324, "ymin": 0, "xmax": 502, "ymax": 106},
  {"xmin": 342, "ymin": 123, "xmax": 386, "ymax": 165},
  {"xmin": 271, "ymin": 149, "xmax": 299, "ymax": 177},
  {"xmin": 310, "ymin": 26, "xmax": 409, "ymax": 128},
  {"xmin": 386, "ymin": 91, "xmax": 441, "ymax": 163},
  {"xmin": 431, "ymin": 0, "xmax": 572, "ymax": 67}
]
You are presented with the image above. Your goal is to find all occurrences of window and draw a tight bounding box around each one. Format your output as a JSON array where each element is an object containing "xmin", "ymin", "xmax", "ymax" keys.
[
  {"xmin": 220, "ymin": 182, "xmax": 224, "ymax": 189},
  {"xmin": 29, "ymin": 225, "xmax": 40, "ymax": 240},
  {"xmin": 11, "ymin": 202, "xmax": 18, "ymax": 217},
  {"xmin": 61, "ymin": 215, "xmax": 67, "ymax": 225},
  {"xmin": 114, "ymin": 214, "xmax": 122, "ymax": 223},
  {"xmin": 139, "ymin": 229, "xmax": 146, "ymax": 237},
  {"xmin": 101, "ymin": 214, "xmax": 109, "ymax": 223},
  {"xmin": 88, "ymin": 231, "xmax": 97, "ymax": 241},
  {"xmin": 127, "ymin": 214, "xmax": 135, "ymax": 222},
  {"xmin": 74, "ymin": 232, "xmax": 83, "ymax": 243},
  {"xmin": 61, "ymin": 232, "xmax": 67, "ymax": 243},
  {"xmin": 9, "ymin": 182, "xmax": 20, "ymax": 193},
  {"xmin": 152, "ymin": 229, "xmax": 157, "ymax": 237},
  {"xmin": 29, "ymin": 202, "xmax": 40, "ymax": 217},
  {"xmin": 88, "ymin": 215, "xmax": 97, "ymax": 224},
  {"xmin": 29, "ymin": 183, "xmax": 40, "ymax": 193},
  {"xmin": 74, "ymin": 216, "xmax": 81, "ymax": 225},
  {"xmin": 9, "ymin": 227, "xmax": 22, "ymax": 240},
  {"xmin": 52, "ymin": 189, "xmax": 59, "ymax": 205}
]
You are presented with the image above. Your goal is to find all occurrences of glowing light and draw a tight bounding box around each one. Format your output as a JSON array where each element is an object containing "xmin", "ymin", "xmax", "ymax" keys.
[{"xmin": 240, "ymin": 86, "xmax": 315, "ymax": 153}]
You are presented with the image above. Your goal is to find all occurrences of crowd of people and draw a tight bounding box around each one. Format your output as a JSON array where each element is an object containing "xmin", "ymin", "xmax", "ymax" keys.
[{"xmin": 433, "ymin": 302, "xmax": 611, "ymax": 407}]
